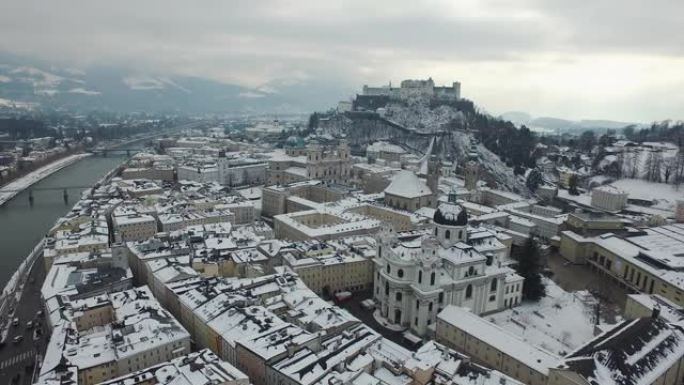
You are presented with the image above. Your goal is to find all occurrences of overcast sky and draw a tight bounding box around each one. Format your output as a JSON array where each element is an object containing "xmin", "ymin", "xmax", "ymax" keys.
[{"xmin": 1, "ymin": 0, "xmax": 683, "ymax": 122}]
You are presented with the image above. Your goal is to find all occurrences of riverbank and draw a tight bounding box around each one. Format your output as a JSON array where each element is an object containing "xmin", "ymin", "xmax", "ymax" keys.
[{"xmin": 0, "ymin": 153, "xmax": 92, "ymax": 207}]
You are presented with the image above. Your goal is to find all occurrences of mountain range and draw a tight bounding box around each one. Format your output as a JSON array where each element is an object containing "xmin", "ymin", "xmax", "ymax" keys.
[
  {"xmin": 499, "ymin": 111, "xmax": 646, "ymax": 134},
  {"xmin": 0, "ymin": 54, "xmax": 349, "ymax": 114}
]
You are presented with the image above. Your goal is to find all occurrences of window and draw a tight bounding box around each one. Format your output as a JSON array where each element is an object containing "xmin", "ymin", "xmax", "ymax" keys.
[
  {"xmin": 430, "ymin": 272, "xmax": 436, "ymax": 286},
  {"xmin": 438, "ymin": 292, "xmax": 444, "ymax": 303},
  {"xmin": 434, "ymin": 227, "xmax": 438, "ymax": 236},
  {"xmin": 385, "ymin": 282, "xmax": 389, "ymax": 296},
  {"xmin": 418, "ymin": 270, "xmax": 422, "ymax": 284},
  {"xmin": 386, "ymin": 264, "xmax": 391, "ymax": 274},
  {"xmin": 396, "ymin": 292, "xmax": 402, "ymax": 301},
  {"xmin": 467, "ymin": 266, "xmax": 475, "ymax": 277},
  {"xmin": 416, "ymin": 300, "xmax": 420, "ymax": 309},
  {"xmin": 458, "ymin": 230, "xmax": 463, "ymax": 239},
  {"xmin": 465, "ymin": 285, "xmax": 473, "ymax": 299},
  {"xmin": 397, "ymin": 269, "xmax": 404, "ymax": 278},
  {"xmin": 490, "ymin": 279, "xmax": 498, "ymax": 292},
  {"xmin": 428, "ymin": 302, "xmax": 433, "ymax": 312}
]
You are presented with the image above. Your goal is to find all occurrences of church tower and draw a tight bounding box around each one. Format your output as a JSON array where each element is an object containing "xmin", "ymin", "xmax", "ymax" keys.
[
  {"xmin": 465, "ymin": 160, "xmax": 480, "ymax": 191},
  {"xmin": 427, "ymin": 155, "xmax": 439, "ymax": 208}
]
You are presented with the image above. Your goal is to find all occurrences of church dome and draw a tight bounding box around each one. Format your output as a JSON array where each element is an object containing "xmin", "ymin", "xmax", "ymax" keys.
[{"xmin": 433, "ymin": 202, "xmax": 468, "ymax": 227}]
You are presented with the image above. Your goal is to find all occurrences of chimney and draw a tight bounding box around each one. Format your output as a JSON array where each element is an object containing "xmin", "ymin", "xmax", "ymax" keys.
[{"xmin": 652, "ymin": 305, "xmax": 661, "ymax": 319}]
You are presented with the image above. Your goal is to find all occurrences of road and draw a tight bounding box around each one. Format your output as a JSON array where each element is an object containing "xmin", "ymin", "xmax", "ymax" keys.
[
  {"xmin": 0, "ymin": 254, "xmax": 48, "ymax": 385},
  {"xmin": 337, "ymin": 289, "xmax": 418, "ymax": 350}
]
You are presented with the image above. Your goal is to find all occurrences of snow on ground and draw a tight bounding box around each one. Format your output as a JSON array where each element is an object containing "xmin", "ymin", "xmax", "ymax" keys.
[
  {"xmin": 557, "ymin": 188, "xmax": 592, "ymax": 207},
  {"xmin": 123, "ymin": 75, "xmax": 190, "ymax": 93},
  {"xmin": 10, "ymin": 66, "xmax": 64, "ymax": 88},
  {"xmin": 0, "ymin": 154, "xmax": 91, "ymax": 206},
  {"xmin": 609, "ymin": 179, "xmax": 683, "ymax": 210},
  {"xmin": 67, "ymin": 88, "xmax": 101, "ymax": 95},
  {"xmin": 487, "ymin": 279, "xmax": 613, "ymax": 357},
  {"xmin": 588, "ymin": 175, "xmax": 612, "ymax": 187},
  {"xmin": 384, "ymin": 99, "xmax": 464, "ymax": 133}
]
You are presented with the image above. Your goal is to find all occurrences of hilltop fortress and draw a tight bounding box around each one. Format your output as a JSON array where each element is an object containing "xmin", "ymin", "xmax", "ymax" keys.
[{"xmin": 362, "ymin": 77, "xmax": 461, "ymax": 102}]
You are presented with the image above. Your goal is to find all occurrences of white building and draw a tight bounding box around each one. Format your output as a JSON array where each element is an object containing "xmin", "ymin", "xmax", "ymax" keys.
[
  {"xmin": 591, "ymin": 184, "xmax": 628, "ymax": 212},
  {"xmin": 98, "ymin": 349, "xmax": 249, "ymax": 385},
  {"xmin": 177, "ymin": 165, "xmax": 219, "ymax": 183},
  {"xmin": 373, "ymin": 202, "xmax": 523, "ymax": 336},
  {"xmin": 38, "ymin": 286, "xmax": 191, "ymax": 385},
  {"xmin": 217, "ymin": 155, "xmax": 267, "ymax": 187}
]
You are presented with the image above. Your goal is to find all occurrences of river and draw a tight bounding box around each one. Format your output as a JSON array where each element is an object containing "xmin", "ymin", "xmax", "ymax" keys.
[{"xmin": 0, "ymin": 153, "xmax": 129, "ymax": 289}]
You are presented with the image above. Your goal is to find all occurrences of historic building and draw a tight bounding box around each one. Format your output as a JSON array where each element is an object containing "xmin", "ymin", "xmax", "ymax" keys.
[
  {"xmin": 267, "ymin": 141, "xmax": 352, "ymax": 185},
  {"xmin": 373, "ymin": 201, "xmax": 523, "ymax": 336}
]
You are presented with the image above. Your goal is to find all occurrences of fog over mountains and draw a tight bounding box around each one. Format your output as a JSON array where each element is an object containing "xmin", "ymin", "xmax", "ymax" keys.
[
  {"xmin": 0, "ymin": 54, "xmax": 349, "ymax": 114},
  {"xmin": 499, "ymin": 111, "xmax": 646, "ymax": 134}
]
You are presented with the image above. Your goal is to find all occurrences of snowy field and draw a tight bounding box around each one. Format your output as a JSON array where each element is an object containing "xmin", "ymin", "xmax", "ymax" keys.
[
  {"xmin": 559, "ymin": 177, "xmax": 682, "ymax": 214},
  {"xmin": 609, "ymin": 178, "xmax": 683, "ymax": 210},
  {"xmin": 486, "ymin": 279, "xmax": 617, "ymax": 356},
  {"xmin": 0, "ymin": 153, "xmax": 91, "ymax": 206}
]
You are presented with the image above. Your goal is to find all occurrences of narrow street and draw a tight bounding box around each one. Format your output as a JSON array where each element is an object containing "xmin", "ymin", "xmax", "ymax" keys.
[{"xmin": 0, "ymin": 256, "xmax": 48, "ymax": 385}]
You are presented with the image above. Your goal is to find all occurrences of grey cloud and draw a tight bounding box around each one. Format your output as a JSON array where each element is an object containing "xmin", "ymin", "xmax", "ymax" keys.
[{"xmin": 0, "ymin": 0, "xmax": 682, "ymax": 120}]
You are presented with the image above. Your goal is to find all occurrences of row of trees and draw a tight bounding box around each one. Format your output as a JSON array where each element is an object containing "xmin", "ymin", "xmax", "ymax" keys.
[
  {"xmin": 600, "ymin": 146, "xmax": 684, "ymax": 185},
  {"xmin": 623, "ymin": 121, "xmax": 684, "ymax": 144},
  {"xmin": 470, "ymin": 113, "xmax": 538, "ymax": 169}
]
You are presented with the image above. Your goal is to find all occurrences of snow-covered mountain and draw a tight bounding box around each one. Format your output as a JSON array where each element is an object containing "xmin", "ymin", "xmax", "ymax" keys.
[
  {"xmin": 0, "ymin": 54, "xmax": 345, "ymax": 114},
  {"xmin": 499, "ymin": 111, "xmax": 646, "ymax": 133}
]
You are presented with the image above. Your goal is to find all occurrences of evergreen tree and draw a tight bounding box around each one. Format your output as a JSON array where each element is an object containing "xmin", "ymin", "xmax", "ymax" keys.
[
  {"xmin": 568, "ymin": 174, "xmax": 579, "ymax": 195},
  {"xmin": 526, "ymin": 169, "xmax": 543, "ymax": 192},
  {"xmin": 515, "ymin": 238, "xmax": 546, "ymax": 301}
]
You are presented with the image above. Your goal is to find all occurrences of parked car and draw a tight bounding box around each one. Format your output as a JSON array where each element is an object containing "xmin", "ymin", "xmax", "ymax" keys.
[
  {"xmin": 26, "ymin": 320, "xmax": 33, "ymax": 329},
  {"xmin": 12, "ymin": 317, "xmax": 19, "ymax": 327},
  {"xmin": 13, "ymin": 335, "xmax": 23, "ymax": 344}
]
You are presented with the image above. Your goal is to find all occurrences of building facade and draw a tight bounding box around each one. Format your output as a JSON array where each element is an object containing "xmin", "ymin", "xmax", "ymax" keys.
[{"xmin": 373, "ymin": 202, "xmax": 523, "ymax": 336}]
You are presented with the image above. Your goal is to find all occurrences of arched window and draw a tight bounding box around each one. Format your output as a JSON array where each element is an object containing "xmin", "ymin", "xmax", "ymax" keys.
[
  {"xmin": 397, "ymin": 269, "xmax": 404, "ymax": 278},
  {"xmin": 428, "ymin": 302, "xmax": 433, "ymax": 312},
  {"xmin": 468, "ymin": 266, "xmax": 475, "ymax": 277},
  {"xmin": 418, "ymin": 270, "xmax": 422, "ymax": 284},
  {"xmin": 430, "ymin": 272, "xmax": 436, "ymax": 286},
  {"xmin": 385, "ymin": 282, "xmax": 389, "ymax": 296},
  {"xmin": 465, "ymin": 284, "xmax": 473, "ymax": 299},
  {"xmin": 491, "ymin": 279, "xmax": 498, "ymax": 292},
  {"xmin": 445, "ymin": 229, "xmax": 451, "ymax": 239},
  {"xmin": 458, "ymin": 230, "xmax": 463, "ymax": 239},
  {"xmin": 386, "ymin": 264, "xmax": 391, "ymax": 274},
  {"xmin": 396, "ymin": 292, "xmax": 402, "ymax": 301}
]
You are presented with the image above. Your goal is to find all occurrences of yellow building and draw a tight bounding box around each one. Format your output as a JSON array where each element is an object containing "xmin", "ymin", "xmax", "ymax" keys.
[
  {"xmin": 559, "ymin": 224, "xmax": 684, "ymax": 307},
  {"xmin": 436, "ymin": 306, "xmax": 559, "ymax": 385}
]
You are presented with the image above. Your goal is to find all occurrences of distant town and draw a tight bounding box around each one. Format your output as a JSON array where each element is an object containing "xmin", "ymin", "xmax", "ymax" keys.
[{"xmin": 0, "ymin": 78, "xmax": 683, "ymax": 385}]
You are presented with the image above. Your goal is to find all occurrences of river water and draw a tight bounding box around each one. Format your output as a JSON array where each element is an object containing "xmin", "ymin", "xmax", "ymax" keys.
[{"xmin": 0, "ymin": 153, "xmax": 129, "ymax": 289}]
